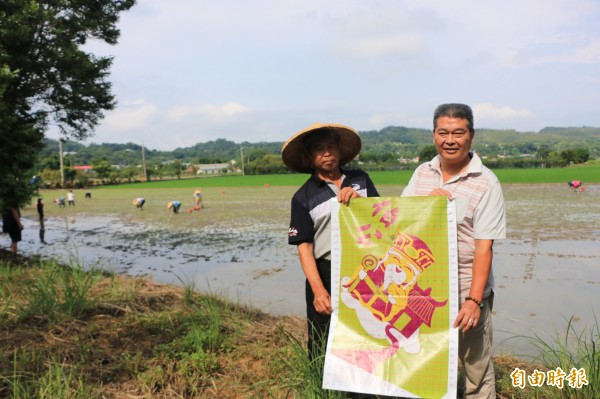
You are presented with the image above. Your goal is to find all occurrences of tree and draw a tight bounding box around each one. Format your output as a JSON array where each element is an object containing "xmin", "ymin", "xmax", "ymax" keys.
[
  {"xmin": 120, "ymin": 165, "xmax": 140, "ymax": 183},
  {"xmin": 0, "ymin": 65, "xmax": 44, "ymax": 210},
  {"xmin": 0, "ymin": 0, "xmax": 135, "ymax": 210},
  {"xmin": 572, "ymin": 148, "xmax": 590, "ymax": 164},
  {"xmin": 536, "ymin": 145, "xmax": 551, "ymax": 160},
  {"xmin": 39, "ymin": 168, "xmax": 61, "ymax": 188},
  {"xmin": 63, "ymin": 167, "xmax": 77, "ymax": 186},
  {"xmin": 559, "ymin": 148, "xmax": 589, "ymax": 165},
  {"xmin": 167, "ymin": 160, "xmax": 183, "ymax": 179},
  {"xmin": 245, "ymin": 154, "xmax": 287, "ymax": 175},
  {"xmin": 93, "ymin": 161, "xmax": 113, "ymax": 180},
  {"xmin": 418, "ymin": 145, "xmax": 438, "ymax": 162}
]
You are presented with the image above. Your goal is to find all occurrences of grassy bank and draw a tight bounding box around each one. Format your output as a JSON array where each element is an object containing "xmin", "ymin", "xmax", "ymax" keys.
[
  {"xmin": 0, "ymin": 252, "xmax": 304, "ymax": 398},
  {"xmin": 1, "ymin": 253, "xmax": 597, "ymax": 398}
]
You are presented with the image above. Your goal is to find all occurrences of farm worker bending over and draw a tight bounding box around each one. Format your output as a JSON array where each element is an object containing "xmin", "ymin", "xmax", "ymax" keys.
[
  {"xmin": 133, "ymin": 198, "xmax": 145, "ymax": 210},
  {"xmin": 568, "ymin": 180, "xmax": 584, "ymax": 192},
  {"xmin": 167, "ymin": 201, "xmax": 181, "ymax": 214}
]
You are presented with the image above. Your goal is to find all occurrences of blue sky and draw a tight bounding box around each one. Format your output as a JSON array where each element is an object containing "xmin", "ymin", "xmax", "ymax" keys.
[{"xmin": 59, "ymin": 0, "xmax": 600, "ymax": 150}]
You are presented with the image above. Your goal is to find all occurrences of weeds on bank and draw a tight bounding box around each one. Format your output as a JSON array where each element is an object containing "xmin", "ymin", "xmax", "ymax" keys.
[
  {"xmin": 501, "ymin": 315, "xmax": 599, "ymax": 399},
  {"xmin": 273, "ymin": 330, "xmax": 345, "ymax": 398},
  {"xmin": 2, "ymin": 255, "xmax": 597, "ymax": 398},
  {"xmin": 0, "ymin": 256, "xmax": 279, "ymax": 398},
  {"xmin": 35, "ymin": 361, "xmax": 95, "ymax": 399},
  {"xmin": 2, "ymin": 355, "xmax": 99, "ymax": 399},
  {"xmin": 20, "ymin": 262, "xmax": 101, "ymax": 322},
  {"xmin": 0, "ymin": 261, "xmax": 96, "ymax": 324}
]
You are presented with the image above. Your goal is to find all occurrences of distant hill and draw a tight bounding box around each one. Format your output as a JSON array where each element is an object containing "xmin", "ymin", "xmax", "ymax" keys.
[{"xmin": 39, "ymin": 126, "xmax": 600, "ymax": 170}]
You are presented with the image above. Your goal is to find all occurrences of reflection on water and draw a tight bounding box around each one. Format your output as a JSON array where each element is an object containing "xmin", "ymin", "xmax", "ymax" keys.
[
  {"xmin": 13, "ymin": 183, "xmax": 600, "ymax": 357},
  {"xmin": 493, "ymin": 238, "xmax": 599, "ymax": 356}
]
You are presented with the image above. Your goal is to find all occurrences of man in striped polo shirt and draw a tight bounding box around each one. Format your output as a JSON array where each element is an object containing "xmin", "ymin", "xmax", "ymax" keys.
[{"xmin": 402, "ymin": 104, "xmax": 506, "ymax": 398}]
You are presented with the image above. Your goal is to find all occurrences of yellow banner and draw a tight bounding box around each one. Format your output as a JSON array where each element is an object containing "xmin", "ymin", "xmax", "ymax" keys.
[{"xmin": 324, "ymin": 196, "xmax": 458, "ymax": 398}]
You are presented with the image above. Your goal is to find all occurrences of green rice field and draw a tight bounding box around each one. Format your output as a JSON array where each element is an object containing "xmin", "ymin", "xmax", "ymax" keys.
[{"xmin": 108, "ymin": 163, "xmax": 600, "ymax": 189}]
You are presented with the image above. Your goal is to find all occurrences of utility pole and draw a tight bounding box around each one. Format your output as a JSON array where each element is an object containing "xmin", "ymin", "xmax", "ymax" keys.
[
  {"xmin": 240, "ymin": 146, "xmax": 245, "ymax": 176},
  {"xmin": 141, "ymin": 143, "xmax": 148, "ymax": 181},
  {"xmin": 59, "ymin": 138, "xmax": 65, "ymax": 188}
]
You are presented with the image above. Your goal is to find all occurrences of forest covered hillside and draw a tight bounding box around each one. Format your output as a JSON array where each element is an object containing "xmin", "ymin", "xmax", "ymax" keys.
[{"xmin": 37, "ymin": 126, "xmax": 600, "ymax": 180}]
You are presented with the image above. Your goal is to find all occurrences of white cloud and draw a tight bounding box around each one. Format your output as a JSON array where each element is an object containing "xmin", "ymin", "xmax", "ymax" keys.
[
  {"xmin": 503, "ymin": 36, "xmax": 600, "ymax": 67},
  {"xmin": 473, "ymin": 103, "xmax": 535, "ymax": 127},
  {"xmin": 329, "ymin": 4, "xmax": 433, "ymax": 61},
  {"xmin": 562, "ymin": 38, "xmax": 600, "ymax": 64},
  {"xmin": 337, "ymin": 34, "xmax": 425, "ymax": 58},
  {"xmin": 76, "ymin": 1, "xmax": 600, "ymax": 149},
  {"xmin": 103, "ymin": 100, "xmax": 156, "ymax": 131},
  {"xmin": 166, "ymin": 102, "xmax": 250, "ymax": 122},
  {"xmin": 403, "ymin": 0, "xmax": 600, "ymax": 68}
]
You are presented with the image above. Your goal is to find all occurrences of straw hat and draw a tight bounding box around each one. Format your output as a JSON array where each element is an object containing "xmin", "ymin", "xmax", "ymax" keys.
[{"xmin": 281, "ymin": 122, "xmax": 361, "ymax": 173}]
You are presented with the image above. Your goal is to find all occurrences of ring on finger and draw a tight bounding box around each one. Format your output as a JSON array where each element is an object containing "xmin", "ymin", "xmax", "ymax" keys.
[{"xmin": 468, "ymin": 319, "xmax": 475, "ymax": 324}]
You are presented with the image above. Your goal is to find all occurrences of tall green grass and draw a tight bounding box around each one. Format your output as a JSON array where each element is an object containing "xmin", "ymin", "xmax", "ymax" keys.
[
  {"xmin": 512, "ymin": 316, "xmax": 599, "ymax": 399},
  {"xmin": 105, "ymin": 174, "xmax": 307, "ymax": 189},
  {"xmin": 18, "ymin": 262, "xmax": 100, "ymax": 322},
  {"xmin": 274, "ymin": 329, "xmax": 346, "ymax": 399},
  {"xmin": 36, "ymin": 362, "xmax": 95, "ymax": 399},
  {"xmin": 0, "ymin": 258, "xmax": 101, "ymax": 398},
  {"xmin": 0, "ymin": 261, "xmax": 100, "ymax": 324},
  {"xmin": 1, "ymin": 257, "xmax": 253, "ymax": 398}
]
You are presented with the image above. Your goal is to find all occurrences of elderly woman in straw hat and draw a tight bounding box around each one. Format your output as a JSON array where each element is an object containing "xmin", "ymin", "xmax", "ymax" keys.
[{"xmin": 283, "ymin": 122, "xmax": 379, "ymax": 360}]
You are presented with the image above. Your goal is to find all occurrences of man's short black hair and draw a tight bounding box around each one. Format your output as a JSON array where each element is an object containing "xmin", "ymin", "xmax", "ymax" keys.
[{"xmin": 433, "ymin": 103, "xmax": 474, "ymax": 133}]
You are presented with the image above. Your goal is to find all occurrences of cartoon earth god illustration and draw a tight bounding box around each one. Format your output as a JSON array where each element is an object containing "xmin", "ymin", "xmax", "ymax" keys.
[{"xmin": 341, "ymin": 232, "xmax": 447, "ymax": 357}]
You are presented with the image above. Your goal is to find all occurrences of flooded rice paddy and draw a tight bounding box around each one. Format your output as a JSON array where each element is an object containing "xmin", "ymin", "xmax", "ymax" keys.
[{"xmin": 12, "ymin": 183, "xmax": 600, "ymax": 357}]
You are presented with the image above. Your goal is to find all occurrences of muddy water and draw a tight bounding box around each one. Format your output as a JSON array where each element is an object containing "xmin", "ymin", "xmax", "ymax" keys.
[
  {"xmin": 17, "ymin": 186, "xmax": 306, "ymax": 319},
  {"xmin": 488, "ymin": 183, "xmax": 600, "ymax": 357},
  {"xmin": 17, "ymin": 212, "xmax": 304, "ymax": 317},
  {"xmin": 12, "ymin": 184, "xmax": 600, "ymax": 357}
]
